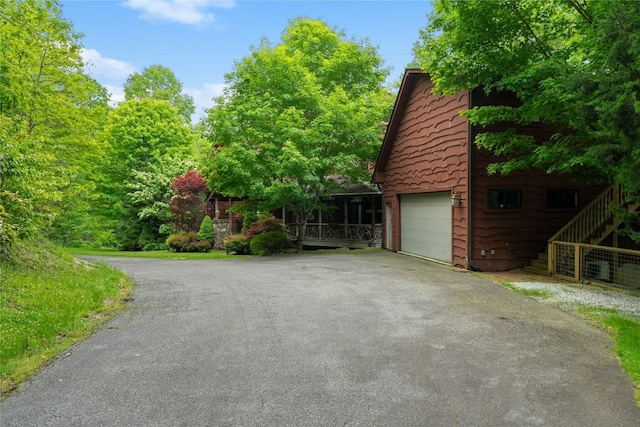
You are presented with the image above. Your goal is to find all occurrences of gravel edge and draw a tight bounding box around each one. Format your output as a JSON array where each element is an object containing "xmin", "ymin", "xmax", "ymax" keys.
[{"xmin": 511, "ymin": 281, "xmax": 640, "ymax": 319}]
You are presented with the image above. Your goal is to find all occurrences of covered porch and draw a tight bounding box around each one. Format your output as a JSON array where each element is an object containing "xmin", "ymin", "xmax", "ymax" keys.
[{"xmin": 277, "ymin": 185, "xmax": 383, "ymax": 249}]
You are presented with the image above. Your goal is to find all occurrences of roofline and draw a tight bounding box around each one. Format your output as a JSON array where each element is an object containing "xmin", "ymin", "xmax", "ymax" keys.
[{"xmin": 371, "ymin": 69, "xmax": 425, "ymax": 183}]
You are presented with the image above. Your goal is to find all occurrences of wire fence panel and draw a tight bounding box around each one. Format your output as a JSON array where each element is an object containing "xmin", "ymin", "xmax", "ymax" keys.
[
  {"xmin": 550, "ymin": 241, "xmax": 640, "ymax": 290},
  {"xmin": 582, "ymin": 245, "xmax": 640, "ymax": 289},
  {"xmin": 553, "ymin": 242, "xmax": 577, "ymax": 280}
]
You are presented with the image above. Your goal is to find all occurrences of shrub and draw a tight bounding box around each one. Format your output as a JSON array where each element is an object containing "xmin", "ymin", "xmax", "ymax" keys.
[
  {"xmin": 249, "ymin": 230, "xmax": 292, "ymax": 256},
  {"xmin": 90, "ymin": 230, "xmax": 118, "ymax": 250},
  {"xmin": 197, "ymin": 215, "xmax": 216, "ymax": 243},
  {"xmin": 142, "ymin": 243, "xmax": 169, "ymax": 251},
  {"xmin": 224, "ymin": 234, "xmax": 251, "ymax": 255},
  {"xmin": 137, "ymin": 224, "xmax": 159, "ymax": 248},
  {"xmin": 245, "ymin": 217, "xmax": 285, "ymax": 239},
  {"xmin": 241, "ymin": 210, "xmax": 259, "ymax": 232},
  {"xmin": 158, "ymin": 223, "xmax": 174, "ymax": 236},
  {"xmin": 166, "ymin": 232, "xmax": 211, "ymax": 252}
]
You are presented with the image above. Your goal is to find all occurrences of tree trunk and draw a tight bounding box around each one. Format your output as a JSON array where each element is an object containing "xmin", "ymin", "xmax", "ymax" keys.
[
  {"xmin": 296, "ymin": 218, "xmax": 307, "ymax": 250},
  {"xmin": 294, "ymin": 209, "xmax": 309, "ymax": 251}
]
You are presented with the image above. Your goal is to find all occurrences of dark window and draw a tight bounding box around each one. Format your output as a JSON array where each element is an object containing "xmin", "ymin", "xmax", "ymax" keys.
[
  {"xmin": 487, "ymin": 189, "xmax": 522, "ymax": 209},
  {"xmin": 547, "ymin": 189, "xmax": 579, "ymax": 209}
]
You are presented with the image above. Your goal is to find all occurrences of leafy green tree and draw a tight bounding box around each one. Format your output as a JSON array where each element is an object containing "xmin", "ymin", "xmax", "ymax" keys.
[
  {"xmin": 99, "ymin": 98, "xmax": 195, "ymax": 249},
  {"xmin": 0, "ymin": 0, "xmax": 109, "ymax": 252},
  {"xmin": 125, "ymin": 157, "xmax": 198, "ymax": 243},
  {"xmin": 204, "ymin": 17, "xmax": 393, "ymax": 243},
  {"xmin": 415, "ymin": 0, "xmax": 640, "ymax": 194},
  {"xmin": 124, "ymin": 64, "xmax": 195, "ymax": 122}
]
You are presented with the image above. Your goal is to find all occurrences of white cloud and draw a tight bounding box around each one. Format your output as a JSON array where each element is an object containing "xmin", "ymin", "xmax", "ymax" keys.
[
  {"xmin": 123, "ymin": 0, "xmax": 235, "ymax": 25},
  {"xmin": 81, "ymin": 48, "xmax": 136, "ymax": 81},
  {"xmin": 185, "ymin": 82, "xmax": 226, "ymax": 121},
  {"xmin": 104, "ymin": 84, "xmax": 126, "ymax": 107},
  {"xmin": 81, "ymin": 48, "xmax": 135, "ymax": 106}
]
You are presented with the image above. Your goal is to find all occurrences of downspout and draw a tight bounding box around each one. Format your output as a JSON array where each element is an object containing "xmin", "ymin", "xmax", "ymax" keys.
[{"xmin": 467, "ymin": 88, "xmax": 481, "ymax": 271}]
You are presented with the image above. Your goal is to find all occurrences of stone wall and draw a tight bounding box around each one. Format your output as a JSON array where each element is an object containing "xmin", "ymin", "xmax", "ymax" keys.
[{"xmin": 212, "ymin": 219, "xmax": 233, "ymax": 249}]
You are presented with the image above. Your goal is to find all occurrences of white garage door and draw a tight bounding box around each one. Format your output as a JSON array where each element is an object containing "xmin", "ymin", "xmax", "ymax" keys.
[{"xmin": 400, "ymin": 192, "xmax": 452, "ymax": 263}]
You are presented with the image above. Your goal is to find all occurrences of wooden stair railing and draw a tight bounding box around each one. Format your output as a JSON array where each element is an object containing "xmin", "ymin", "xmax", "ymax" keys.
[{"xmin": 546, "ymin": 183, "xmax": 640, "ymax": 272}]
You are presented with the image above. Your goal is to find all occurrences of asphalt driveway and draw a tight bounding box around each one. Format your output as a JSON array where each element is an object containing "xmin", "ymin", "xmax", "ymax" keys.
[{"xmin": 1, "ymin": 251, "xmax": 638, "ymax": 426}]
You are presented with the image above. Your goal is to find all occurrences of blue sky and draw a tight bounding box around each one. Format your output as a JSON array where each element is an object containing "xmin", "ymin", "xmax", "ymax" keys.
[{"xmin": 62, "ymin": 0, "xmax": 433, "ymax": 121}]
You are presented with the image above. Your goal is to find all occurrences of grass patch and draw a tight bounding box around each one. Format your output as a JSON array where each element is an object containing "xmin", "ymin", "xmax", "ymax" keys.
[
  {"xmin": 578, "ymin": 308, "xmax": 640, "ymax": 404},
  {"xmin": 0, "ymin": 241, "xmax": 133, "ymax": 399},
  {"xmin": 605, "ymin": 316, "xmax": 640, "ymax": 386},
  {"xmin": 63, "ymin": 247, "xmax": 240, "ymax": 260},
  {"xmin": 499, "ymin": 281, "xmax": 554, "ymax": 299}
]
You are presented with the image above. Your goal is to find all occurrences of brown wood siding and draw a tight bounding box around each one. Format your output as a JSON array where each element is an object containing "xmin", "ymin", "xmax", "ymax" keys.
[
  {"xmin": 377, "ymin": 72, "xmax": 613, "ymax": 272},
  {"xmin": 468, "ymin": 89, "xmax": 607, "ymax": 270},
  {"xmin": 471, "ymin": 148, "xmax": 606, "ymax": 271},
  {"xmin": 379, "ymin": 75, "xmax": 470, "ymax": 267}
]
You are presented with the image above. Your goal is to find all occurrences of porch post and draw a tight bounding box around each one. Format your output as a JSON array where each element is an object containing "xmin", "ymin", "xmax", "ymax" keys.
[
  {"xmin": 371, "ymin": 198, "xmax": 375, "ymax": 228},
  {"xmin": 319, "ymin": 209, "xmax": 323, "ymax": 240},
  {"xmin": 369, "ymin": 197, "xmax": 375, "ymax": 244},
  {"xmin": 343, "ymin": 198, "xmax": 348, "ymax": 238},
  {"xmin": 574, "ymin": 243, "xmax": 581, "ymax": 282},
  {"xmin": 613, "ymin": 231, "xmax": 619, "ymax": 283}
]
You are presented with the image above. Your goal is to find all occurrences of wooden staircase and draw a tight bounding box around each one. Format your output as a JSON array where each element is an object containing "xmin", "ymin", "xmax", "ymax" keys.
[
  {"xmin": 524, "ymin": 252, "xmax": 551, "ymax": 276},
  {"xmin": 525, "ymin": 184, "xmax": 640, "ymax": 275}
]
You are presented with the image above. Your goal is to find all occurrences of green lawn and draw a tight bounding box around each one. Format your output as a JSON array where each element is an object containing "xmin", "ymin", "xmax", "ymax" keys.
[
  {"xmin": 0, "ymin": 242, "xmax": 133, "ymax": 398},
  {"xmin": 581, "ymin": 309, "xmax": 640, "ymax": 404},
  {"xmin": 62, "ymin": 247, "xmax": 243, "ymax": 260},
  {"xmin": 606, "ymin": 315, "xmax": 640, "ymax": 387}
]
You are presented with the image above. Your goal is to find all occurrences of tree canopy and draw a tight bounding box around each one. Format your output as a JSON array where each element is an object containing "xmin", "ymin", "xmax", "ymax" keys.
[
  {"xmin": 414, "ymin": 0, "xmax": 640, "ymax": 201},
  {"xmin": 0, "ymin": 0, "xmax": 109, "ymax": 251},
  {"xmin": 124, "ymin": 64, "xmax": 195, "ymax": 122},
  {"xmin": 204, "ymin": 17, "xmax": 393, "ymax": 238},
  {"xmin": 98, "ymin": 98, "xmax": 196, "ymax": 249}
]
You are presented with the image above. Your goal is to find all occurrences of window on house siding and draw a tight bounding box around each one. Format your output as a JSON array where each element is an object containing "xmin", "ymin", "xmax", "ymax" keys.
[
  {"xmin": 546, "ymin": 189, "xmax": 579, "ymax": 209},
  {"xmin": 488, "ymin": 189, "xmax": 522, "ymax": 209}
]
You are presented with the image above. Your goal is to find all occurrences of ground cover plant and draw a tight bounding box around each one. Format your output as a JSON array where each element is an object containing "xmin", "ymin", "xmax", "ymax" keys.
[{"xmin": 0, "ymin": 242, "xmax": 133, "ymax": 398}]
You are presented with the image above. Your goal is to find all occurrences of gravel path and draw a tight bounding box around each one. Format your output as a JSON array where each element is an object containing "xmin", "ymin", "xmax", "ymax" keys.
[{"xmin": 511, "ymin": 281, "xmax": 640, "ymax": 319}]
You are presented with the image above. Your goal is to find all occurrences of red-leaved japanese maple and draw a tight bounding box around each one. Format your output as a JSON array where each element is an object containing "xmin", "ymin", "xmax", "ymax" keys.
[{"xmin": 170, "ymin": 170, "xmax": 210, "ymax": 232}]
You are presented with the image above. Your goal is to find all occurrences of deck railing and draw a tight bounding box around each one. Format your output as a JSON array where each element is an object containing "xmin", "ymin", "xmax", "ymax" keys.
[
  {"xmin": 287, "ymin": 223, "xmax": 382, "ymax": 243},
  {"xmin": 547, "ymin": 184, "xmax": 623, "ymax": 245},
  {"xmin": 546, "ymin": 184, "xmax": 639, "ymax": 273}
]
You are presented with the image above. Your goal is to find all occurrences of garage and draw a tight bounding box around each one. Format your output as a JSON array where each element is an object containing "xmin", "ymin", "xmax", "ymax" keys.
[{"xmin": 400, "ymin": 192, "xmax": 452, "ymax": 263}]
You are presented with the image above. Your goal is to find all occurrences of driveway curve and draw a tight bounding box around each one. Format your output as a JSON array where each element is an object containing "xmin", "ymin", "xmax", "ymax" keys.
[{"xmin": 1, "ymin": 251, "xmax": 638, "ymax": 426}]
